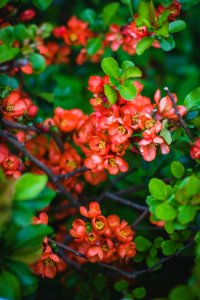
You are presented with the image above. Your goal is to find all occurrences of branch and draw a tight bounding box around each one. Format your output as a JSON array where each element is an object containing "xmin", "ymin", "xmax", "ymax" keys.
[
  {"xmin": 164, "ymin": 87, "xmax": 194, "ymax": 142},
  {"xmin": 0, "ymin": 130, "xmax": 78, "ymax": 205},
  {"xmin": 1, "ymin": 118, "xmax": 65, "ymax": 153},
  {"xmin": 58, "ymin": 166, "xmax": 88, "ymax": 180},
  {"xmin": 132, "ymin": 208, "xmax": 149, "ymax": 228},
  {"xmin": 104, "ymin": 192, "xmax": 147, "ymax": 211},
  {"xmin": 48, "ymin": 237, "xmax": 194, "ymax": 279}
]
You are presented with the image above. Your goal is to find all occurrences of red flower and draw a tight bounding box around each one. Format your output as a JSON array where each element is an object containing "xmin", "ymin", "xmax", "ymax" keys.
[
  {"xmin": 118, "ymin": 242, "xmax": 136, "ymax": 258},
  {"xmin": 115, "ymin": 220, "xmax": 134, "ymax": 243},
  {"xmin": 139, "ymin": 136, "xmax": 170, "ymax": 162},
  {"xmin": 154, "ymin": 89, "xmax": 186, "ymax": 120},
  {"xmin": 84, "ymin": 170, "xmax": 107, "ymax": 186},
  {"xmin": 190, "ymin": 138, "xmax": 200, "ymax": 160},
  {"xmin": 88, "ymin": 76, "xmax": 104, "ymax": 94},
  {"xmin": 92, "ymin": 215, "xmax": 108, "ymax": 235},
  {"xmin": 105, "ymin": 24, "xmax": 123, "ymax": 51},
  {"xmin": 104, "ymin": 155, "xmax": 128, "ymax": 175},
  {"xmin": 69, "ymin": 219, "xmax": 86, "ymax": 242},
  {"xmin": 108, "ymin": 120, "xmax": 133, "ymax": 144},
  {"xmin": 86, "ymin": 245, "xmax": 104, "ymax": 262},
  {"xmin": 0, "ymin": 144, "xmax": 9, "ymax": 164},
  {"xmin": 80, "ymin": 202, "xmax": 101, "ymax": 219},
  {"xmin": 84, "ymin": 154, "xmax": 104, "ymax": 172},
  {"xmin": 1, "ymin": 91, "xmax": 28, "ymax": 120},
  {"xmin": 107, "ymin": 215, "xmax": 120, "ymax": 231},
  {"xmin": 54, "ymin": 107, "xmax": 83, "ymax": 132},
  {"xmin": 33, "ymin": 212, "xmax": 48, "ymax": 225},
  {"xmin": 19, "ymin": 9, "xmax": 35, "ymax": 21}
]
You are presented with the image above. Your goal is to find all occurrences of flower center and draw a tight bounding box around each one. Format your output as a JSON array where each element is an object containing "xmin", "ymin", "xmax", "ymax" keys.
[
  {"xmin": 95, "ymin": 220, "xmax": 105, "ymax": 231},
  {"xmin": 98, "ymin": 141, "xmax": 106, "ymax": 149},
  {"xmin": 5, "ymin": 159, "xmax": 14, "ymax": 169},
  {"xmin": 120, "ymin": 230, "xmax": 127, "ymax": 238},
  {"xmin": 67, "ymin": 160, "xmax": 77, "ymax": 169},
  {"xmin": 108, "ymin": 158, "xmax": 117, "ymax": 167},
  {"xmin": 145, "ymin": 120, "xmax": 155, "ymax": 129},
  {"xmin": 102, "ymin": 244, "xmax": 109, "ymax": 253},
  {"xmin": 88, "ymin": 233, "xmax": 95, "ymax": 242},
  {"xmin": 6, "ymin": 104, "xmax": 15, "ymax": 112},
  {"xmin": 117, "ymin": 125, "xmax": 126, "ymax": 135},
  {"xmin": 70, "ymin": 33, "xmax": 78, "ymax": 42},
  {"xmin": 43, "ymin": 258, "xmax": 56, "ymax": 267},
  {"xmin": 118, "ymin": 144, "xmax": 123, "ymax": 153},
  {"xmin": 131, "ymin": 112, "xmax": 140, "ymax": 125}
]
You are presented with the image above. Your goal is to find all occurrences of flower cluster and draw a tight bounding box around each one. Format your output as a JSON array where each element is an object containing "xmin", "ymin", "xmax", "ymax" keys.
[
  {"xmin": 70, "ymin": 202, "xmax": 136, "ymax": 263},
  {"xmin": 53, "ymin": 1, "xmax": 181, "ymax": 64},
  {"xmin": 1, "ymin": 90, "xmax": 38, "ymax": 121},
  {"xmin": 31, "ymin": 212, "xmax": 65, "ymax": 279}
]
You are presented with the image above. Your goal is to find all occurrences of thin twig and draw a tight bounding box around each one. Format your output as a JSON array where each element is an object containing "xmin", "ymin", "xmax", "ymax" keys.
[
  {"xmin": 105, "ymin": 192, "xmax": 147, "ymax": 211},
  {"xmin": 164, "ymin": 87, "xmax": 194, "ymax": 142},
  {"xmin": 49, "ymin": 237, "xmax": 194, "ymax": 279},
  {"xmin": 58, "ymin": 166, "xmax": 88, "ymax": 180},
  {"xmin": 0, "ymin": 130, "xmax": 78, "ymax": 205},
  {"xmin": 1, "ymin": 118, "xmax": 65, "ymax": 153},
  {"xmin": 132, "ymin": 208, "xmax": 149, "ymax": 228}
]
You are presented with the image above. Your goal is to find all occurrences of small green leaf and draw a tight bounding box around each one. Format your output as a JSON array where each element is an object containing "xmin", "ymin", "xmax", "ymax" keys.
[
  {"xmin": 155, "ymin": 203, "xmax": 177, "ymax": 221},
  {"xmin": 0, "ymin": 270, "xmax": 21, "ymax": 300},
  {"xmin": 114, "ymin": 279, "xmax": 128, "ymax": 292},
  {"xmin": 119, "ymin": 83, "xmax": 137, "ymax": 100},
  {"xmin": 159, "ymin": 36, "xmax": 175, "ymax": 51},
  {"xmin": 124, "ymin": 66, "xmax": 142, "ymax": 79},
  {"xmin": 80, "ymin": 9, "xmax": 96, "ymax": 24},
  {"xmin": 102, "ymin": 2, "xmax": 120, "ymax": 26},
  {"xmin": 160, "ymin": 127, "xmax": 172, "ymax": 145},
  {"xmin": 31, "ymin": 0, "xmax": 53, "ymax": 10},
  {"xmin": 155, "ymin": 22, "xmax": 169, "ymax": 37},
  {"xmin": 178, "ymin": 205, "xmax": 198, "ymax": 224},
  {"xmin": 184, "ymin": 87, "xmax": 200, "ymax": 111},
  {"xmin": 0, "ymin": 0, "xmax": 8, "ymax": 8},
  {"xmin": 101, "ymin": 57, "xmax": 120, "ymax": 79},
  {"xmin": 161, "ymin": 240, "xmax": 177, "ymax": 256},
  {"xmin": 171, "ymin": 161, "xmax": 185, "ymax": 178},
  {"xmin": 169, "ymin": 285, "xmax": 192, "ymax": 300},
  {"xmin": 132, "ymin": 287, "xmax": 146, "ymax": 299},
  {"xmin": 136, "ymin": 37, "xmax": 154, "ymax": 55},
  {"xmin": 104, "ymin": 84, "xmax": 117, "ymax": 104},
  {"xmin": 14, "ymin": 173, "xmax": 47, "ymax": 201},
  {"xmin": 0, "ymin": 26, "xmax": 14, "ymax": 45},
  {"xmin": 149, "ymin": 178, "xmax": 168, "ymax": 200},
  {"xmin": 86, "ymin": 37, "xmax": 102, "ymax": 55},
  {"xmin": 169, "ymin": 20, "xmax": 186, "ymax": 33},
  {"xmin": 0, "ymin": 45, "xmax": 19, "ymax": 63},
  {"xmin": 14, "ymin": 24, "xmax": 29, "ymax": 43},
  {"xmin": 29, "ymin": 53, "xmax": 46, "ymax": 73},
  {"xmin": 194, "ymin": 231, "xmax": 200, "ymax": 244},
  {"xmin": 0, "ymin": 74, "xmax": 18, "ymax": 89},
  {"xmin": 39, "ymin": 23, "xmax": 53, "ymax": 38},
  {"xmin": 121, "ymin": 60, "xmax": 135, "ymax": 71},
  {"xmin": 135, "ymin": 236, "xmax": 152, "ymax": 252}
]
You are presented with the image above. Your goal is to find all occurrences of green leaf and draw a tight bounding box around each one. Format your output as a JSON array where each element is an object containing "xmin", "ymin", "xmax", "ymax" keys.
[
  {"xmin": 36, "ymin": 92, "xmax": 55, "ymax": 103},
  {"xmin": 160, "ymin": 127, "xmax": 172, "ymax": 145},
  {"xmin": 14, "ymin": 24, "xmax": 29, "ymax": 43},
  {"xmin": 104, "ymin": 84, "xmax": 117, "ymax": 104},
  {"xmin": 169, "ymin": 285, "xmax": 192, "ymax": 300},
  {"xmin": 159, "ymin": 36, "xmax": 175, "ymax": 51},
  {"xmin": 194, "ymin": 231, "xmax": 200, "ymax": 244},
  {"xmin": 0, "ymin": 74, "xmax": 18, "ymax": 89},
  {"xmin": 149, "ymin": 178, "xmax": 168, "ymax": 200},
  {"xmin": 121, "ymin": 60, "xmax": 135, "ymax": 71},
  {"xmin": 26, "ymin": 187, "xmax": 56, "ymax": 210},
  {"xmin": 39, "ymin": 23, "xmax": 53, "ymax": 38},
  {"xmin": 86, "ymin": 37, "xmax": 102, "ymax": 55},
  {"xmin": 155, "ymin": 22, "xmax": 169, "ymax": 37},
  {"xmin": 171, "ymin": 161, "xmax": 185, "ymax": 178},
  {"xmin": 0, "ymin": 26, "xmax": 14, "ymax": 45},
  {"xmin": 135, "ymin": 236, "xmax": 152, "ymax": 252},
  {"xmin": 169, "ymin": 20, "xmax": 186, "ymax": 33},
  {"xmin": 31, "ymin": 0, "xmax": 53, "ymax": 10},
  {"xmin": 178, "ymin": 205, "xmax": 198, "ymax": 224},
  {"xmin": 124, "ymin": 66, "xmax": 142, "ymax": 79},
  {"xmin": 7, "ymin": 261, "xmax": 38, "ymax": 296},
  {"xmin": 114, "ymin": 279, "xmax": 128, "ymax": 292},
  {"xmin": 0, "ymin": 0, "xmax": 8, "ymax": 8},
  {"xmin": 136, "ymin": 37, "xmax": 154, "ymax": 55},
  {"xmin": 102, "ymin": 3, "xmax": 120, "ymax": 26},
  {"xmin": 132, "ymin": 287, "xmax": 146, "ymax": 299},
  {"xmin": 138, "ymin": 0, "xmax": 150, "ymax": 21},
  {"xmin": 101, "ymin": 57, "xmax": 120, "ymax": 79},
  {"xmin": 184, "ymin": 87, "xmax": 200, "ymax": 111},
  {"xmin": 29, "ymin": 53, "xmax": 46, "ymax": 73},
  {"xmin": 80, "ymin": 9, "xmax": 96, "ymax": 24},
  {"xmin": 0, "ymin": 45, "xmax": 19, "ymax": 63},
  {"xmin": 0, "ymin": 270, "xmax": 21, "ymax": 300},
  {"xmin": 14, "ymin": 224, "xmax": 52, "ymax": 250},
  {"xmin": 161, "ymin": 240, "xmax": 177, "ymax": 256},
  {"xmin": 14, "ymin": 173, "xmax": 48, "ymax": 201},
  {"xmin": 155, "ymin": 203, "xmax": 177, "ymax": 221},
  {"xmin": 119, "ymin": 83, "xmax": 137, "ymax": 100}
]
